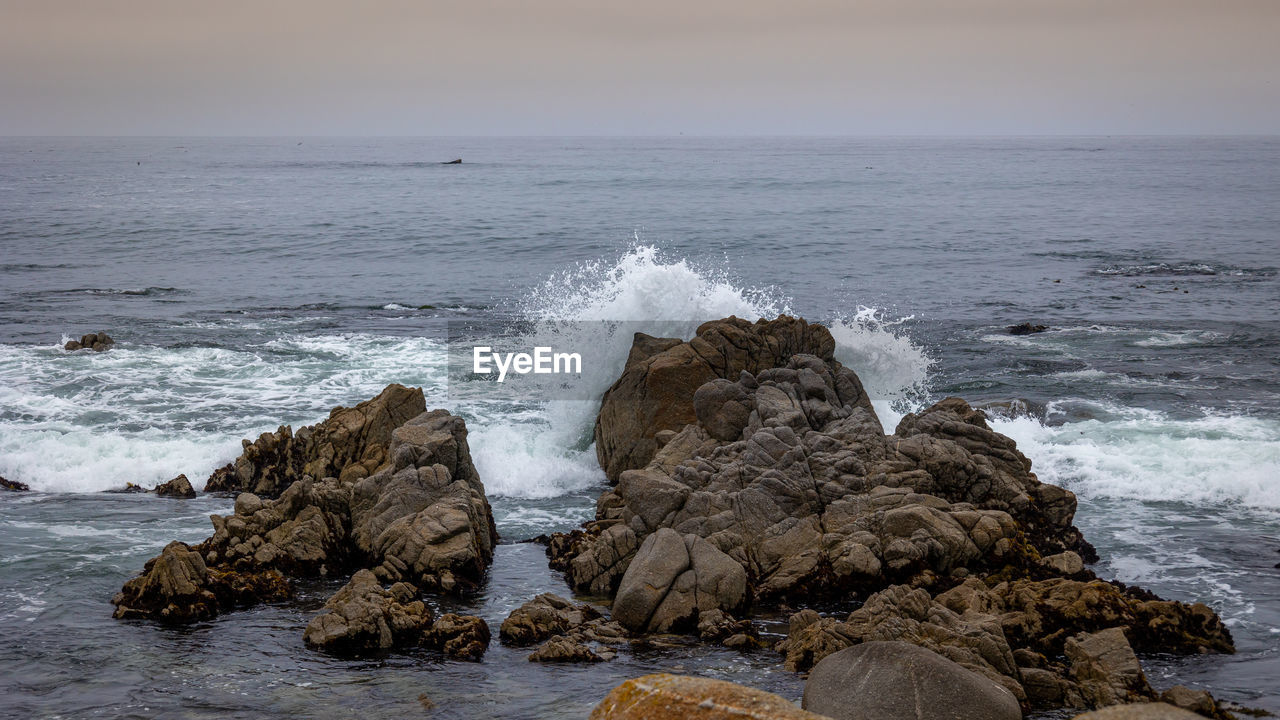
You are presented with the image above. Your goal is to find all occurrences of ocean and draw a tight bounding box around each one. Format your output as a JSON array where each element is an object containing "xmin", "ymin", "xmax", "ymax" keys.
[{"xmin": 1, "ymin": 136, "xmax": 1277, "ymax": 718}]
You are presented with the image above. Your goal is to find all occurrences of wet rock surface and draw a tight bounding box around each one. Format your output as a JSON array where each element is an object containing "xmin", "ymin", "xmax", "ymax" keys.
[
  {"xmin": 154, "ymin": 474, "xmax": 196, "ymax": 498},
  {"xmin": 63, "ymin": 331, "xmax": 115, "ymax": 352}
]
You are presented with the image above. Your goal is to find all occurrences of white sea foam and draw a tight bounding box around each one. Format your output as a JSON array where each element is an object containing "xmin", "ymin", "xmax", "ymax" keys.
[{"xmin": 990, "ymin": 405, "xmax": 1280, "ymax": 509}]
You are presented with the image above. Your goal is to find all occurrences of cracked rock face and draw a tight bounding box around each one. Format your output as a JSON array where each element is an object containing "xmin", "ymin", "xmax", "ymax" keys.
[{"xmin": 611, "ymin": 527, "xmax": 747, "ymax": 633}]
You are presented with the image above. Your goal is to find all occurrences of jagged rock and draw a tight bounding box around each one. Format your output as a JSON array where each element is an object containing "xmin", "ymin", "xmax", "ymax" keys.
[
  {"xmin": 594, "ymin": 316, "xmax": 874, "ymax": 482},
  {"xmin": 562, "ymin": 351, "xmax": 1093, "ymax": 605},
  {"xmin": 696, "ymin": 608, "xmax": 761, "ymax": 648},
  {"xmin": 350, "ymin": 409, "xmax": 497, "ymax": 592},
  {"xmin": 422, "ymin": 613, "xmax": 490, "ymax": 661},
  {"xmin": 1071, "ymin": 704, "xmax": 1204, "ymax": 720},
  {"xmin": 802, "ymin": 641, "xmax": 1021, "ymax": 720},
  {"xmin": 204, "ymin": 383, "xmax": 426, "ymax": 497},
  {"xmin": 154, "ymin": 474, "xmax": 196, "ymax": 498},
  {"xmin": 64, "ymin": 331, "xmax": 115, "ymax": 352},
  {"xmin": 111, "ymin": 541, "xmax": 290, "ymax": 623},
  {"xmin": 611, "ymin": 527, "xmax": 747, "ymax": 633},
  {"xmin": 499, "ymin": 592, "xmax": 602, "ymax": 646},
  {"xmin": 1, "ymin": 475, "xmax": 30, "ymax": 492},
  {"xmin": 591, "ymin": 673, "xmax": 830, "ymax": 720},
  {"xmin": 114, "ymin": 398, "xmax": 497, "ymax": 627},
  {"xmin": 303, "ymin": 569, "xmax": 430, "ymax": 654},
  {"xmin": 528, "ymin": 635, "xmax": 607, "ymax": 663},
  {"xmin": 1065, "ymin": 627, "xmax": 1154, "ymax": 707}
]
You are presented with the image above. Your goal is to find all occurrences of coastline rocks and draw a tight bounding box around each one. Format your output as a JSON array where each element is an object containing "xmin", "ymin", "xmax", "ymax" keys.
[
  {"xmin": 64, "ymin": 331, "xmax": 115, "ymax": 352},
  {"xmin": 591, "ymin": 673, "xmax": 831, "ymax": 720},
  {"xmin": 303, "ymin": 570, "xmax": 490, "ymax": 660},
  {"xmin": 205, "ymin": 383, "xmax": 425, "ymax": 497},
  {"xmin": 113, "ymin": 392, "xmax": 498, "ymax": 639},
  {"xmin": 1065, "ymin": 627, "xmax": 1153, "ymax": 707},
  {"xmin": 154, "ymin": 474, "xmax": 196, "ymax": 498},
  {"xmin": 801, "ymin": 640, "xmax": 1021, "ymax": 720},
  {"xmin": 611, "ymin": 528, "xmax": 747, "ymax": 633},
  {"xmin": 1, "ymin": 475, "xmax": 30, "ymax": 492},
  {"xmin": 593, "ymin": 316, "xmax": 876, "ymax": 483}
]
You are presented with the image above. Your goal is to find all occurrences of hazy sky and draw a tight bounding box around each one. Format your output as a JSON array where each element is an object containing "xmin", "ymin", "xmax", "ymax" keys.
[{"xmin": 2, "ymin": 0, "xmax": 1277, "ymax": 135}]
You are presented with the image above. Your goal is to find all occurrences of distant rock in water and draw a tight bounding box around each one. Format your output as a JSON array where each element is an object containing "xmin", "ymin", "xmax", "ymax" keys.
[
  {"xmin": 1, "ymin": 475, "xmax": 30, "ymax": 492},
  {"xmin": 154, "ymin": 474, "xmax": 196, "ymax": 498},
  {"xmin": 106, "ymin": 482, "xmax": 147, "ymax": 494},
  {"xmin": 1008, "ymin": 322, "xmax": 1049, "ymax": 335},
  {"xmin": 204, "ymin": 383, "xmax": 425, "ymax": 497},
  {"xmin": 443, "ymin": 158, "xmax": 462, "ymax": 164},
  {"xmin": 548, "ymin": 315, "xmax": 1235, "ymax": 716},
  {"xmin": 113, "ymin": 387, "xmax": 498, "ymax": 667},
  {"xmin": 63, "ymin": 331, "xmax": 115, "ymax": 352}
]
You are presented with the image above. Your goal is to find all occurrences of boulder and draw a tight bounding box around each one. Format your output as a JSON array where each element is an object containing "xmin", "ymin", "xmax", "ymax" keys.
[
  {"xmin": 1065, "ymin": 627, "xmax": 1153, "ymax": 707},
  {"xmin": 593, "ymin": 316, "xmax": 874, "ymax": 482},
  {"xmin": 802, "ymin": 641, "xmax": 1021, "ymax": 720},
  {"xmin": 64, "ymin": 331, "xmax": 115, "ymax": 352},
  {"xmin": 500, "ymin": 592, "xmax": 602, "ymax": 646},
  {"xmin": 1008, "ymin": 323, "xmax": 1049, "ymax": 335},
  {"xmin": 422, "ymin": 613, "xmax": 491, "ymax": 661},
  {"xmin": 112, "ymin": 541, "xmax": 290, "ymax": 623},
  {"xmin": 1, "ymin": 475, "xmax": 30, "ymax": 492},
  {"xmin": 591, "ymin": 673, "xmax": 829, "ymax": 720},
  {"xmin": 204, "ymin": 383, "xmax": 425, "ymax": 497},
  {"xmin": 154, "ymin": 474, "xmax": 196, "ymax": 499},
  {"xmin": 1070, "ymin": 704, "xmax": 1204, "ymax": 720},
  {"xmin": 611, "ymin": 528, "xmax": 747, "ymax": 633},
  {"xmin": 303, "ymin": 569, "xmax": 430, "ymax": 654}
]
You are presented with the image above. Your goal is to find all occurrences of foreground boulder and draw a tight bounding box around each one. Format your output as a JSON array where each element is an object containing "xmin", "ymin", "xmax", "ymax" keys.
[
  {"xmin": 802, "ymin": 641, "xmax": 1021, "ymax": 720},
  {"xmin": 205, "ymin": 383, "xmax": 425, "ymax": 497},
  {"xmin": 113, "ymin": 387, "xmax": 498, "ymax": 663},
  {"xmin": 64, "ymin": 331, "xmax": 114, "ymax": 352},
  {"xmin": 1071, "ymin": 705, "xmax": 1204, "ymax": 720},
  {"xmin": 154, "ymin": 474, "xmax": 196, "ymax": 498},
  {"xmin": 591, "ymin": 673, "xmax": 829, "ymax": 720}
]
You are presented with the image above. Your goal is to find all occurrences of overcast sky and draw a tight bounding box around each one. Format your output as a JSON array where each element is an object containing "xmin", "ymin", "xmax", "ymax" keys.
[{"xmin": 2, "ymin": 0, "xmax": 1277, "ymax": 135}]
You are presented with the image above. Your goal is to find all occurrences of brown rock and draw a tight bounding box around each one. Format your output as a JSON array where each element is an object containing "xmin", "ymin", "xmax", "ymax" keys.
[
  {"xmin": 422, "ymin": 612, "xmax": 490, "ymax": 661},
  {"xmin": 500, "ymin": 592, "xmax": 602, "ymax": 646},
  {"xmin": 590, "ymin": 673, "xmax": 828, "ymax": 720},
  {"xmin": 611, "ymin": 528, "xmax": 746, "ymax": 633},
  {"xmin": 1, "ymin": 475, "xmax": 30, "ymax": 492},
  {"xmin": 154, "ymin": 474, "xmax": 196, "ymax": 498},
  {"xmin": 303, "ymin": 569, "xmax": 430, "ymax": 654},
  {"xmin": 1065, "ymin": 627, "xmax": 1154, "ymax": 707},
  {"xmin": 1070, "ymin": 703, "xmax": 1205, "ymax": 720},
  {"xmin": 204, "ymin": 383, "xmax": 426, "ymax": 497}
]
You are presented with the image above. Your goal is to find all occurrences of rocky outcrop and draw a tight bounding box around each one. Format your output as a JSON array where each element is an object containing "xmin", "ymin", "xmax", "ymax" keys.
[
  {"xmin": 591, "ymin": 673, "xmax": 830, "ymax": 720},
  {"xmin": 549, "ymin": 316, "xmax": 1235, "ymax": 717},
  {"xmin": 113, "ymin": 388, "xmax": 498, "ymax": 665},
  {"xmin": 205, "ymin": 383, "xmax": 425, "ymax": 497},
  {"xmin": 1065, "ymin": 627, "xmax": 1153, "ymax": 707},
  {"xmin": 304, "ymin": 569, "xmax": 432, "ymax": 653},
  {"xmin": 500, "ymin": 593, "xmax": 629, "ymax": 662},
  {"xmin": 802, "ymin": 641, "xmax": 1021, "ymax": 720},
  {"xmin": 154, "ymin": 474, "xmax": 196, "ymax": 498},
  {"xmin": 64, "ymin": 331, "xmax": 114, "ymax": 352},
  {"xmin": 303, "ymin": 569, "xmax": 489, "ymax": 660},
  {"xmin": 1, "ymin": 475, "xmax": 29, "ymax": 492},
  {"xmin": 593, "ymin": 316, "xmax": 876, "ymax": 482}
]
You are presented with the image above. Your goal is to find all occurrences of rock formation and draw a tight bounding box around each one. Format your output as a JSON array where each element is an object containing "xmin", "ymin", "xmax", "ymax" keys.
[
  {"xmin": 205, "ymin": 383, "xmax": 425, "ymax": 497},
  {"xmin": 499, "ymin": 593, "xmax": 629, "ymax": 662},
  {"xmin": 113, "ymin": 387, "xmax": 498, "ymax": 664},
  {"xmin": 64, "ymin": 331, "xmax": 115, "ymax": 352},
  {"xmin": 1, "ymin": 475, "xmax": 30, "ymax": 492},
  {"xmin": 548, "ymin": 316, "xmax": 1235, "ymax": 716},
  {"xmin": 154, "ymin": 474, "xmax": 196, "ymax": 498}
]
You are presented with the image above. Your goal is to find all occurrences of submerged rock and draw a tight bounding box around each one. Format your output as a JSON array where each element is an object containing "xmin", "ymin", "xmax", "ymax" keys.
[
  {"xmin": 802, "ymin": 640, "xmax": 1021, "ymax": 720},
  {"xmin": 154, "ymin": 474, "xmax": 196, "ymax": 498},
  {"xmin": 204, "ymin": 383, "xmax": 425, "ymax": 497},
  {"xmin": 591, "ymin": 673, "xmax": 830, "ymax": 720},
  {"xmin": 63, "ymin": 331, "xmax": 115, "ymax": 352},
  {"xmin": 1008, "ymin": 323, "xmax": 1049, "ymax": 335}
]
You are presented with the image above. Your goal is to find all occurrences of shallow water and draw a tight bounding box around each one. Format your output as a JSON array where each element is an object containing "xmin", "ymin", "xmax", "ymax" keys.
[{"xmin": 1, "ymin": 136, "xmax": 1278, "ymax": 716}]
